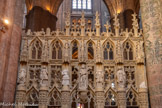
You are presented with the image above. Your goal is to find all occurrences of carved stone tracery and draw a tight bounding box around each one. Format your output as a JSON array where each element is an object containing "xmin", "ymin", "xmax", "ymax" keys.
[{"xmin": 16, "ymin": 12, "xmax": 148, "ymax": 108}]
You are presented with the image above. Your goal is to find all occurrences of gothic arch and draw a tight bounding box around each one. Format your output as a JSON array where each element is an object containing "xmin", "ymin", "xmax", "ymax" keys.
[
  {"xmin": 103, "ymin": 38, "xmax": 115, "ymax": 47},
  {"xmin": 29, "ymin": 37, "xmax": 42, "ymax": 46},
  {"xmin": 26, "ymin": 87, "xmax": 39, "ymax": 105},
  {"xmin": 71, "ymin": 39, "xmax": 79, "ymax": 59},
  {"xmin": 50, "ymin": 39, "xmax": 63, "ymax": 60},
  {"xmin": 105, "ymin": 87, "xmax": 117, "ymax": 95},
  {"xmin": 70, "ymin": 87, "xmax": 95, "ymax": 108},
  {"xmin": 123, "ymin": 39, "xmax": 134, "ymax": 60},
  {"xmin": 126, "ymin": 87, "xmax": 139, "ymax": 107},
  {"xmin": 71, "ymin": 39, "xmax": 80, "ymax": 46},
  {"xmin": 105, "ymin": 88, "xmax": 118, "ymax": 107},
  {"xmin": 103, "ymin": 39, "xmax": 114, "ymax": 60},
  {"xmin": 123, "ymin": 37, "xmax": 135, "ymax": 47},
  {"xmin": 87, "ymin": 40, "xmax": 95, "ymax": 60},
  {"xmin": 29, "ymin": 37, "xmax": 43, "ymax": 59},
  {"xmin": 48, "ymin": 87, "xmax": 61, "ymax": 107}
]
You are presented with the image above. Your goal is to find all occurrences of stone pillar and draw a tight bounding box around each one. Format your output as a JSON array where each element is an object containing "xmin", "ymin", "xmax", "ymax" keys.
[
  {"xmin": 136, "ymin": 64, "xmax": 149, "ymax": 108},
  {"xmin": 61, "ymin": 91, "xmax": 71, "ymax": 108},
  {"xmin": 61, "ymin": 63, "xmax": 70, "ymax": 108},
  {"xmin": 117, "ymin": 89, "xmax": 126, "ymax": 108},
  {"xmin": 26, "ymin": 6, "xmax": 57, "ymax": 32},
  {"xmin": 95, "ymin": 91, "xmax": 105, "ymax": 108},
  {"xmin": 0, "ymin": 0, "xmax": 17, "ymax": 102},
  {"xmin": 39, "ymin": 86, "xmax": 48, "ymax": 108},
  {"xmin": 139, "ymin": 89, "xmax": 149, "ymax": 108},
  {"xmin": 95, "ymin": 63, "xmax": 104, "ymax": 108},
  {"xmin": 15, "ymin": 86, "xmax": 26, "ymax": 108},
  {"xmin": 116, "ymin": 66, "xmax": 126, "ymax": 108},
  {"xmin": 140, "ymin": 0, "xmax": 162, "ymax": 107},
  {"xmin": 0, "ymin": 0, "xmax": 25, "ymax": 105}
]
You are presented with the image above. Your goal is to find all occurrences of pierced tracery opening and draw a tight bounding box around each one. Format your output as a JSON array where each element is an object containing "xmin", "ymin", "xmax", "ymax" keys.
[
  {"xmin": 123, "ymin": 42, "xmax": 133, "ymax": 60},
  {"xmin": 71, "ymin": 89, "xmax": 95, "ymax": 108},
  {"xmin": 87, "ymin": 42, "xmax": 94, "ymax": 59},
  {"xmin": 28, "ymin": 65, "xmax": 41, "ymax": 89},
  {"xmin": 51, "ymin": 66, "xmax": 62, "ymax": 88},
  {"xmin": 72, "ymin": 66, "xmax": 78, "ymax": 87},
  {"xmin": 105, "ymin": 90, "xmax": 117, "ymax": 108},
  {"xmin": 72, "ymin": 41, "xmax": 79, "ymax": 59},
  {"xmin": 103, "ymin": 41, "xmax": 114, "ymax": 60},
  {"xmin": 104, "ymin": 66, "xmax": 115, "ymax": 88},
  {"xmin": 31, "ymin": 39, "xmax": 42, "ymax": 59},
  {"xmin": 26, "ymin": 88, "xmax": 39, "ymax": 107},
  {"xmin": 126, "ymin": 89, "xmax": 138, "ymax": 108},
  {"xmin": 51, "ymin": 41, "xmax": 62, "ymax": 60},
  {"xmin": 49, "ymin": 89, "xmax": 61, "ymax": 108}
]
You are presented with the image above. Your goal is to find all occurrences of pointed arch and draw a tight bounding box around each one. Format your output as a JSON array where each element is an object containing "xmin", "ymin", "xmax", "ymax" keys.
[
  {"xmin": 51, "ymin": 39, "xmax": 63, "ymax": 60},
  {"xmin": 29, "ymin": 37, "xmax": 43, "ymax": 46},
  {"xmin": 126, "ymin": 87, "xmax": 139, "ymax": 107},
  {"xmin": 105, "ymin": 88, "xmax": 118, "ymax": 107},
  {"xmin": 123, "ymin": 39, "xmax": 134, "ymax": 60},
  {"xmin": 30, "ymin": 37, "xmax": 43, "ymax": 59},
  {"xmin": 26, "ymin": 87, "xmax": 39, "ymax": 105},
  {"xmin": 70, "ymin": 87, "xmax": 95, "ymax": 108},
  {"xmin": 48, "ymin": 87, "xmax": 61, "ymax": 107},
  {"xmin": 71, "ymin": 39, "xmax": 79, "ymax": 59},
  {"xmin": 87, "ymin": 40, "xmax": 95, "ymax": 59},
  {"xmin": 103, "ymin": 39, "xmax": 114, "ymax": 60}
]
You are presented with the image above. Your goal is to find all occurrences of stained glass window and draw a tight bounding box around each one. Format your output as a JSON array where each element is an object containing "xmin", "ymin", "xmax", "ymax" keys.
[
  {"xmin": 87, "ymin": 0, "xmax": 91, "ymax": 9},
  {"xmin": 73, "ymin": 0, "xmax": 77, "ymax": 9},
  {"xmin": 83, "ymin": 0, "xmax": 87, "ymax": 9},
  {"xmin": 78, "ymin": 0, "xmax": 82, "ymax": 9},
  {"xmin": 72, "ymin": 0, "xmax": 92, "ymax": 10}
]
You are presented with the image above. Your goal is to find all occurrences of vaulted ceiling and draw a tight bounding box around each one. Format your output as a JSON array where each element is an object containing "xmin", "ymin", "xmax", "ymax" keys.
[
  {"xmin": 103, "ymin": 0, "xmax": 140, "ymax": 17},
  {"xmin": 25, "ymin": 0, "xmax": 63, "ymax": 15},
  {"xmin": 25, "ymin": 0, "xmax": 140, "ymax": 17}
]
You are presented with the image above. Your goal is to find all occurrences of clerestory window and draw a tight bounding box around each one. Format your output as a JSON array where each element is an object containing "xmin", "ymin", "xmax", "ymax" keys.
[{"xmin": 72, "ymin": 0, "xmax": 92, "ymax": 10}]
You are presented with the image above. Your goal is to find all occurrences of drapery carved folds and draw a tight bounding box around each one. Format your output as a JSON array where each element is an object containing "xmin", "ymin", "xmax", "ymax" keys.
[{"xmin": 16, "ymin": 12, "xmax": 148, "ymax": 108}]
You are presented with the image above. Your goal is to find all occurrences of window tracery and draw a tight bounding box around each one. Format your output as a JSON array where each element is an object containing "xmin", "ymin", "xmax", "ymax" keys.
[
  {"xmin": 105, "ymin": 90, "xmax": 117, "ymax": 107},
  {"xmin": 124, "ymin": 66, "xmax": 136, "ymax": 88},
  {"xmin": 16, "ymin": 12, "xmax": 148, "ymax": 108},
  {"xmin": 49, "ymin": 90, "xmax": 61, "ymax": 108},
  {"xmin": 72, "ymin": 41, "xmax": 79, "ymax": 59},
  {"xmin": 72, "ymin": 0, "xmax": 92, "ymax": 10},
  {"xmin": 88, "ymin": 66, "xmax": 94, "ymax": 87},
  {"xmin": 123, "ymin": 42, "xmax": 133, "ymax": 60},
  {"xmin": 103, "ymin": 42, "xmax": 114, "ymax": 60},
  {"xmin": 51, "ymin": 41, "xmax": 62, "ymax": 60},
  {"xmin": 27, "ymin": 89, "xmax": 39, "ymax": 105},
  {"xmin": 72, "ymin": 66, "xmax": 78, "ymax": 87},
  {"xmin": 71, "ymin": 90, "xmax": 95, "ymax": 108},
  {"xmin": 87, "ymin": 42, "xmax": 94, "ymax": 59},
  {"xmin": 50, "ymin": 65, "xmax": 62, "ymax": 88},
  {"xmin": 104, "ymin": 66, "xmax": 115, "ymax": 88},
  {"xmin": 126, "ymin": 89, "xmax": 138, "ymax": 107},
  {"xmin": 28, "ymin": 65, "xmax": 41, "ymax": 89},
  {"xmin": 31, "ymin": 40, "xmax": 42, "ymax": 59}
]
